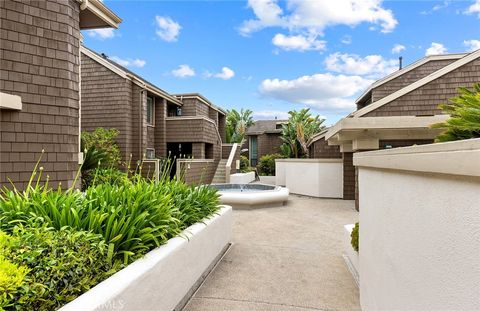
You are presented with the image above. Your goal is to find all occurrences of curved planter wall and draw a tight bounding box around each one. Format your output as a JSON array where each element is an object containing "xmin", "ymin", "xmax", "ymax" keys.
[{"xmin": 61, "ymin": 206, "xmax": 232, "ymax": 311}]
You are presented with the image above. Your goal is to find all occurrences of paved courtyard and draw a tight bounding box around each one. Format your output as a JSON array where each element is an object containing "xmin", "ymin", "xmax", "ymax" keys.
[{"xmin": 184, "ymin": 195, "xmax": 360, "ymax": 311}]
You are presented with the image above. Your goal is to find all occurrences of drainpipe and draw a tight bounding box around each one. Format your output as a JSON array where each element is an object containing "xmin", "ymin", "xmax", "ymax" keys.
[{"xmin": 139, "ymin": 88, "xmax": 146, "ymax": 160}]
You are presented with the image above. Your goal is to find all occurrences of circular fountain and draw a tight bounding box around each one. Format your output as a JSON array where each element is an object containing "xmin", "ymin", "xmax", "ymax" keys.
[{"xmin": 210, "ymin": 183, "xmax": 289, "ymax": 209}]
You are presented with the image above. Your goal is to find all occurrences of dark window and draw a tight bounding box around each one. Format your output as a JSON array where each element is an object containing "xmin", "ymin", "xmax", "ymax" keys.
[{"xmin": 147, "ymin": 97, "xmax": 154, "ymax": 125}]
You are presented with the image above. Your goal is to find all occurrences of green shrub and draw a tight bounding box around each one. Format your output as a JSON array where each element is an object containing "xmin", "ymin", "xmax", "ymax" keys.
[
  {"xmin": 0, "ymin": 254, "xmax": 29, "ymax": 309},
  {"xmin": 81, "ymin": 128, "xmax": 123, "ymax": 189},
  {"xmin": 351, "ymin": 222, "xmax": 359, "ymax": 252},
  {"xmin": 432, "ymin": 83, "xmax": 480, "ymax": 142},
  {"xmin": 239, "ymin": 155, "xmax": 250, "ymax": 173},
  {"xmin": 0, "ymin": 226, "xmax": 115, "ymax": 310},
  {"xmin": 81, "ymin": 128, "xmax": 122, "ymax": 167},
  {"xmin": 257, "ymin": 154, "xmax": 283, "ymax": 176},
  {"xmin": 0, "ymin": 164, "xmax": 220, "ymax": 265},
  {"xmin": 0, "ymin": 158, "xmax": 221, "ymax": 307}
]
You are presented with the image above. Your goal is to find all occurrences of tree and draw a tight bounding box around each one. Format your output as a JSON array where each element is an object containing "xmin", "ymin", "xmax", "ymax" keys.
[
  {"xmin": 432, "ymin": 83, "xmax": 480, "ymax": 142},
  {"xmin": 280, "ymin": 108, "xmax": 325, "ymax": 158},
  {"xmin": 226, "ymin": 108, "xmax": 254, "ymax": 144}
]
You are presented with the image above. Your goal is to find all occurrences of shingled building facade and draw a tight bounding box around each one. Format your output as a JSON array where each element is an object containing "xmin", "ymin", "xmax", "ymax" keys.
[{"xmin": 0, "ymin": 0, "xmax": 121, "ymax": 189}]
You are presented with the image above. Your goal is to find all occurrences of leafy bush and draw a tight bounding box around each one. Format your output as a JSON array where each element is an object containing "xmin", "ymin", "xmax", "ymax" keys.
[
  {"xmin": 0, "ymin": 227, "xmax": 115, "ymax": 310},
  {"xmin": 81, "ymin": 128, "xmax": 123, "ymax": 189},
  {"xmin": 432, "ymin": 83, "xmax": 480, "ymax": 142},
  {"xmin": 0, "ymin": 163, "xmax": 220, "ymax": 264},
  {"xmin": 0, "ymin": 157, "xmax": 221, "ymax": 307},
  {"xmin": 258, "ymin": 154, "xmax": 283, "ymax": 176},
  {"xmin": 0, "ymin": 254, "xmax": 28, "ymax": 309},
  {"xmin": 351, "ymin": 222, "xmax": 359, "ymax": 252},
  {"xmin": 81, "ymin": 128, "xmax": 122, "ymax": 167},
  {"xmin": 239, "ymin": 155, "xmax": 251, "ymax": 173}
]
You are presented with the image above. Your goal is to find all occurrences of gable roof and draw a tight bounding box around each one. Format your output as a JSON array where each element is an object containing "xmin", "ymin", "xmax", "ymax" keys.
[
  {"xmin": 355, "ymin": 53, "xmax": 466, "ymax": 106},
  {"xmin": 246, "ymin": 120, "xmax": 287, "ymax": 135},
  {"xmin": 81, "ymin": 45, "xmax": 182, "ymax": 105},
  {"xmin": 353, "ymin": 49, "xmax": 480, "ymax": 117}
]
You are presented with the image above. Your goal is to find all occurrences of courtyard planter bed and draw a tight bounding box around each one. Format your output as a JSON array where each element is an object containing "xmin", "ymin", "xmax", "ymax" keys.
[{"xmin": 61, "ymin": 205, "xmax": 232, "ymax": 311}]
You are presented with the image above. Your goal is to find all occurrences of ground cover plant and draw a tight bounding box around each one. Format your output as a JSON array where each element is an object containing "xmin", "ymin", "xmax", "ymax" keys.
[
  {"xmin": 0, "ymin": 154, "xmax": 220, "ymax": 309},
  {"xmin": 351, "ymin": 222, "xmax": 359, "ymax": 252}
]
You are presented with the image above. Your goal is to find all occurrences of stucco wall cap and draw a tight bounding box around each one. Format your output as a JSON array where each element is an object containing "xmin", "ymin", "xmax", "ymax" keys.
[{"xmin": 353, "ymin": 138, "xmax": 480, "ymax": 177}]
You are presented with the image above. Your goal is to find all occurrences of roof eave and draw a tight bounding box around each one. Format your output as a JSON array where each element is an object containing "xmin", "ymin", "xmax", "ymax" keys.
[{"xmin": 78, "ymin": 0, "xmax": 122, "ymax": 30}]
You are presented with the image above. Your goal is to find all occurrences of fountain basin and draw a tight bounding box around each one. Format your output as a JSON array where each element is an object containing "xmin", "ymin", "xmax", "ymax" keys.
[{"xmin": 210, "ymin": 183, "xmax": 289, "ymax": 209}]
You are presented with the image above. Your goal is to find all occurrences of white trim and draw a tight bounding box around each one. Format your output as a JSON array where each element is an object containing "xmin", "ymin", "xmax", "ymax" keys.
[
  {"xmin": 78, "ymin": 0, "xmax": 122, "ymax": 29},
  {"xmin": 353, "ymin": 50, "xmax": 480, "ymax": 117},
  {"xmin": 325, "ymin": 115, "xmax": 449, "ymax": 141},
  {"xmin": 0, "ymin": 92, "xmax": 22, "ymax": 110},
  {"xmin": 355, "ymin": 53, "xmax": 465, "ymax": 105},
  {"xmin": 353, "ymin": 138, "xmax": 480, "ymax": 177}
]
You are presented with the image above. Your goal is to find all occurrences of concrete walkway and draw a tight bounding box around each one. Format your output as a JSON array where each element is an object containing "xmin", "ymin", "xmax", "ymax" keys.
[{"xmin": 184, "ymin": 195, "xmax": 360, "ymax": 311}]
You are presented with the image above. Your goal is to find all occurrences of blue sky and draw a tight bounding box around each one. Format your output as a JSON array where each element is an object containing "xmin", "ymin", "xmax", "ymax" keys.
[{"xmin": 83, "ymin": 0, "xmax": 480, "ymax": 125}]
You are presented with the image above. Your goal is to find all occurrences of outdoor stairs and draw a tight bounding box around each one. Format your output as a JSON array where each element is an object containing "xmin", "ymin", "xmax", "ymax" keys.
[{"xmin": 212, "ymin": 159, "xmax": 228, "ymax": 184}]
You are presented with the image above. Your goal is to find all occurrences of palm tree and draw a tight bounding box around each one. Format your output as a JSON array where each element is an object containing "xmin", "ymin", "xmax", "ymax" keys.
[
  {"xmin": 432, "ymin": 83, "xmax": 480, "ymax": 142},
  {"xmin": 226, "ymin": 108, "xmax": 254, "ymax": 144},
  {"xmin": 280, "ymin": 108, "xmax": 325, "ymax": 158}
]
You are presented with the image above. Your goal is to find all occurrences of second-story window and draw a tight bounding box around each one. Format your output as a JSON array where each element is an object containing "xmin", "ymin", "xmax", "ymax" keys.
[{"xmin": 147, "ymin": 96, "xmax": 154, "ymax": 125}]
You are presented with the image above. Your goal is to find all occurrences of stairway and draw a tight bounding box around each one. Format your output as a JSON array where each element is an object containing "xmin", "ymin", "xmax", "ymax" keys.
[{"xmin": 212, "ymin": 159, "xmax": 228, "ymax": 184}]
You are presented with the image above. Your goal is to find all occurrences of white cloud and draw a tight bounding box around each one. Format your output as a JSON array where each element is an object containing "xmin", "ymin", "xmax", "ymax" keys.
[
  {"xmin": 110, "ymin": 56, "xmax": 146, "ymax": 68},
  {"xmin": 86, "ymin": 28, "xmax": 116, "ymax": 40},
  {"xmin": 155, "ymin": 16, "xmax": 181, "ymax": 42},
  {"xmin": 464, "ymin": 39, "xmax": 480, "ymax": 52},
  {"xmin": 205, "ymin": 67, "xmax": 235, "ymax": 80},
  {"xmin": 425, "ymin": 42, "xmax": 447, "ymax": 56},
  {"xmin": 259, "ymin": 73, "xmax": 373, "ymax": 111},
  {"xmin": 391, "ymin": 44, "xmax": 406, "ymax": 54},
  {"xmin": 465, "ymin": 0, "xmax": 480, "ymax": 17},
  {"xmin": 171, "ymin": 65, "xmax": 195, "ymax": 78},
  {"xmin": 421, "ymin": 0, "xmax": 450, "ymax": 15},
  {"xmin": 239, "ymin": 0, "xmax": 397, "ymax": 37},
  {"xmin": 253, "ymin": 110, "xmax": 290, "ymax": 120},
  {"xmin": 341, "ymin": 35, "xmax": 352, "ymax": 44},
  {"xmin": 272, "ymin": 33, "xmax": 326, "ymax": 51},
  {"xmin": 325, "ymin": 53, "xmax": 398, "ymax": 79}
]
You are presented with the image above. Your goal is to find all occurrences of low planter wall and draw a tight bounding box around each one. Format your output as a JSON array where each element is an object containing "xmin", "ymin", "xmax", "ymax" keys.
[
  {"xmin": 61, "ymin": 206, "xmax": 233, "ymax": 311},
  {"xmin": 275, "ymin": 159, "xmax": 343, "ymax": 198},
  {"xmin": 343, "ymin": 224, "xmax": 359, "ymax": 287},
  {"xmin": 229, "ymin": 171, "xmax": 255, "ymax": 184},
  {"xmin": 354, "ymin": 139, "xmax": 480, "ymax": 311}
]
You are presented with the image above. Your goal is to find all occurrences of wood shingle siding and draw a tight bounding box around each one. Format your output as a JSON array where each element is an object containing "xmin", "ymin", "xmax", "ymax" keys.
[
  {"xmin": 309, "ymin": 137, "xmax": 341, "ymax": 159},
  {"xmin": 364, "ymin": 58, "xmax": 480, "ymax": 117},
  {"xmin": 0, "ymin": 0, "xmax": 82, "ymax": 189},
  {"xmin": 370, "ymin": 59, "xmax": 458, "ymax": 103},
  {"xmin": 80, "ymin": 54, "xmax": 133, "ymax": 161}
]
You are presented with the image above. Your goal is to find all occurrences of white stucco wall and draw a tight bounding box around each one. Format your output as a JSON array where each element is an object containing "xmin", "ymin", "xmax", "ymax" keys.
[
  {"xmin": 275, "ymin": 159, "xmax": 343, "ymax": 198},
  {"xmin": 275, "ymin": 161, "xmax": 286, "ymax": 186},
  {"xmin": 355, "ymin": 139, "xmax": 480, "ymax": 311}
]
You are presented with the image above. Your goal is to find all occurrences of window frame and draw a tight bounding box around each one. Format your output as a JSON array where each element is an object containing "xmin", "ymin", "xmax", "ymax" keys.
[{"xmin": 146, "ymin": 96, "xmax": 155, "ymax": 126}]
